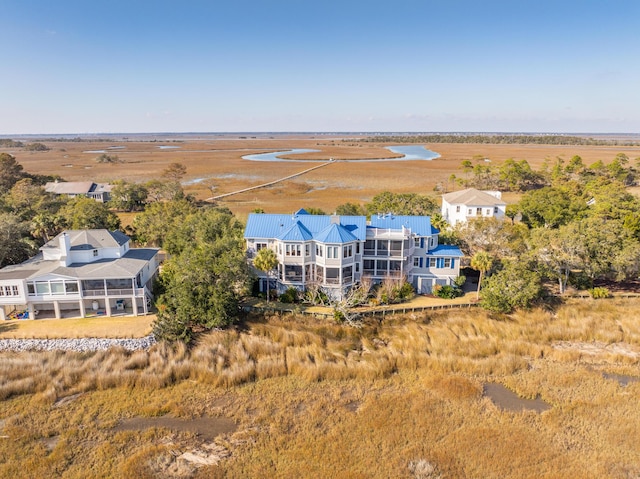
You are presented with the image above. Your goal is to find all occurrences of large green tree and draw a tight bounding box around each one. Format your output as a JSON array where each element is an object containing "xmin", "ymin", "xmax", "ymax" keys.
[
  {"xmin": 0, "ymin": 154, "xmax": 26, "ymax": 194},
  {"xmin": 366, "ymin": 191, "xmax": 438, "ymax": 216},
  {"xmin": 153, "ymin": 208, "xmax": 250, "ymax": 342},
  {"xmin": 58, "ymin": 196, "xmax": 121, "ymax": 230},
  {"xmin": 480, "ymin": 262, "xmax": 543, "ymax": 313},
  {"xmin": 109, "ymin": 180, "xmax": 148, "ymax": 212},
  {"xmin": 0, "ymin": 213, "xmax": 37, "ymax": 267},
  {"xmin": 132, "ymin": 198, "xmax": 196, "ymax": 247}
]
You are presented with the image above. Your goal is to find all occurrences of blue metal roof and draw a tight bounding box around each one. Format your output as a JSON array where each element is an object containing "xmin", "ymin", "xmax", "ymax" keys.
[
  {"xmin": 277, "ymin": 221, "xmax": 313, "ymax": 241},
  {"xmin": 245, "ymin": 213, "xmax": 367, "ymax": 242},
  {"xmin": 368, "ymin": 215, "xmax": 432, "ymax": 236},
  {"xmin": 315, "ymin": 223, "xmax": 359, "ymax": 243},
  {"xmin": 425, "ymin": 245, "xmax": 464, "ymax": 257}
]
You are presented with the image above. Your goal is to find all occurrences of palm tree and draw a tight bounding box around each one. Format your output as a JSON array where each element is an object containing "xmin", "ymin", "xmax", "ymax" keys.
[
  {"xmin": 253, "ymin": 247, "xmax": 278, "ymax": 302},
  {"xmin": 470, "ymin": 251, "xmax": 493, "ymax": 300}
]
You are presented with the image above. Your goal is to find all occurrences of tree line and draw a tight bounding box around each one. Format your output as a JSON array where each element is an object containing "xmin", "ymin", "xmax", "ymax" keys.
[{"xmin": 356, "ymin": 134, "xmax": 640, "ymax": 146}]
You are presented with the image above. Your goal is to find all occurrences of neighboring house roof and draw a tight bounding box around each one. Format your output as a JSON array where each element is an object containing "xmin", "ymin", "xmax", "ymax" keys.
[
  {"xmin": 425, "ymin": 245, "xmax": 465, "ymax": 257},
  {"xmin": 442, "ymin": 188, "xmax": 505, "ymax": 206},
  {"xmin": 0, "ymin": 248, "xmax": 158, "ymax": 281},
  {"xmin": 368, "ymin": 215, "xmax": 433, "ymax": 236},
  {"xmin": 245, "ymin": 213, "xmax": 367, "ymax": 242},
  {"xmin": 315, "ymin": 223, "xmax": 359, "ymax": 243},
  {"xmin": 41, "ymin": 230, "xmax": 129, "ymax": 254},
  {"xmin": 44, "ymin": 181, "xmax": 112, "ymax": 195}
]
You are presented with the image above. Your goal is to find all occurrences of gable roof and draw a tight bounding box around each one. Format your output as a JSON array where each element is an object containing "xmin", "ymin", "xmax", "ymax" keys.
[
  {"xmin": 442, "ymin": 188, "xmax": 505, "ymax": 206},
  {"xmin": 368, "ymin": 215, "xmax": 433, "ymax": 236},
  {"xmin": 44, "ymin": 182, "xmax": 112, "ymax": 195},
  {"xmin": 245, "ymin": 213, "xmax": 367, "ymax": 242},
  {"xmin": 41, "ymin": 230, "xmax": 129, "ymax": 254}
]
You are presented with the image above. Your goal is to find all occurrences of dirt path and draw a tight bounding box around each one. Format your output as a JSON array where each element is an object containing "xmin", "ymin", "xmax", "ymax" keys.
[{"xmin": 205, "ymin": 160, "xmax": 334, "ymax": 201}]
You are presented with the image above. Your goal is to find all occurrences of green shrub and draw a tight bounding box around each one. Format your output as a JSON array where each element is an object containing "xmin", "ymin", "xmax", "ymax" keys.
[
  {"xmin": 398, "ymin": 282, "xmax": 415, "ymax": 300},
  {"xmin": 433, "ymin": 285, "xmax": 463, "ymax": 299},
  {"xmin": 569, "ymin": 272, "xmax": 593, "ymax": 290},
  {"xmin": 279, "ymin": 287, "xmax": 299, "ymax": 304},
  {"xmin": 588, "ymin": 287, "xmax": 610, "ymax": 299},
  {"xmin": 453, "ymin": 275, "xmax": 467, "ymax": 289}
]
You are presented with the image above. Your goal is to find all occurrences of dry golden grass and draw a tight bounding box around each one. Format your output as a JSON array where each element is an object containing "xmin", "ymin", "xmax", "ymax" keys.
[
  {"xmin": 6, "ymin": 136, "xmax": 639, "ymax": 218},
  {"xmin": 1, "ymin": 299, "xmax": 640, "ymax": 477},
  {"xmin": 0, "ymin": 314, "xmax": 154, "ymax": 339}
]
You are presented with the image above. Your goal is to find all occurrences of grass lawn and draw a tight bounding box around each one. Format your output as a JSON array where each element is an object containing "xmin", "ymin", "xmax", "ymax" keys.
[{"xmin": 0, "ymin": 314, "xmax": 155, "ymax": 339}]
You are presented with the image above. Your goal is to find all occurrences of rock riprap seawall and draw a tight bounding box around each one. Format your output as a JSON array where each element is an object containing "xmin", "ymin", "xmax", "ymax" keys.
[{"xmin": 0, "ymin": 335, "xmax": 156, "ymax": 352}]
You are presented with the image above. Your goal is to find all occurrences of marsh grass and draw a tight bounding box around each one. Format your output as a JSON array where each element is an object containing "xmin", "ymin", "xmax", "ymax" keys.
[{"xmin": 1, "ymin": 300, "xmax": 640, "ymax": 477}]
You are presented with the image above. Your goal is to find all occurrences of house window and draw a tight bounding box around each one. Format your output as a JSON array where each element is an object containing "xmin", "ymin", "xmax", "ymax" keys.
[
  {"xmin": 93, "ymin": 249, "xmax": 99, "ymax": 257},
  {"xmin": 456, "ymin": 205, "xmax": 461, "ymax": 213},
  {"xmin": 65, "ymin": 281, "xmax": 79, "ymax": 293},
  {"xmin": 316, "ymin": 244, "xmax": 323, "ymax": 257},
  {"xmin": 494, "ymin": 206, "xmax": 499, "ymax": 213},
  {"xmin": 285, "ymin": 244, "xmax": 301, "ymax": 257},
  {"xmin": 414, "ymin": 237, "xmax": 420, "ymax": 247},
  {"xmin": 486, "ymin": 209, "xmax": 491, "ymax": 215},
  {"xmin": 444, "ymin": 258, "xmax": 451, "ymax": 268},
  {"xmin": 429, "ymin": 258, "xmax": 436, "ymax": 268},
  {"xmin": 11, "ymin": 285, "xmax": 19, "ymax": 295},
  {"xmin": 256, "ymin": 242, "xmax": 267, "ymax": 251},
  {"xmin": 355, "ymin": 243, "xmax": 360, "ymax": 254},
  {"xmin": 343, "ymin": 245, "xmax": 353, "ymax": 258},
  {"xmin": 50, "ymin": 281, "xmax": 65, "ymax": 295},
  {"xmin": 413, "ymin": 257, "xmax": 421, "ymax": 267},
  {"xmin": 305, "ymin": 244, "xmax": 310, "ymax": 257},
  {"xmin": 327, "ymin": 246, "xmax": 339, "ymax": 259},
  {"xmin": 27, "ymin": 283, "xmax": 35, "ymax": 295},
  {"xmin": 0, "ymin": 287, "xmax": 4, "ymax": 296},
  {"xmin": 468, "ymin": 209, "xmax": 472, "ymax": 215},
  {"xmin": 355, "ymin": 263, "xmax": 360, "ymax": 273},
  {"xmin": 476, "ymin": 208, "xmax": 482, "ymax": 216},
  {"xmin": 35, "ymin": 282, "xmax": 50, "ymax": 295}
]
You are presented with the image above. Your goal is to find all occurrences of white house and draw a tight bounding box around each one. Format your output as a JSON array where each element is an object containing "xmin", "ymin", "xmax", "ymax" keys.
[
  {"xmin": 0, "ymin": 230, "xmax": 159, "ymax": 320},
  {"xmin": 244, "ymin": 209, "xmax": 463, "ymax": 296},
  {"xmin": 441, "ymin": 188, "xmax": 506, "ymax": 226}
]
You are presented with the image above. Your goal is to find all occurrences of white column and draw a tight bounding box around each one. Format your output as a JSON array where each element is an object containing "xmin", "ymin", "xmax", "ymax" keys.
[
  {"xmin": 105, "ymin": 300, "xmax": 111, "ymax": 317},
  {"xmin": 0, "ymin": 307, "xmax": 6, "ymax": 321},
  {"xmin": 131, "ymin": 296, "xmax": 138, "ymax": 316},
  {"xmin": 28, "ymin": 302, "xmax": 36, "ymax": 320},
  {"xmin": 53, "ymin": 301, "xmax": 61, "ymax": 319},
  {"xmin": 79, "ymin": 300, "xmax": 86, "ymax": 318}
]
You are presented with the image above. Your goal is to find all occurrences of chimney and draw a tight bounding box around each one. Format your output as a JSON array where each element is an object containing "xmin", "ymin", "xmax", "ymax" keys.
[{"xmin": 59, "ymin": 232, "xmax": 71, "ymax": 266}]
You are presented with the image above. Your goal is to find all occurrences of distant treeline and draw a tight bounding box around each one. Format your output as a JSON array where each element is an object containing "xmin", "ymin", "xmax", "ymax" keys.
[
  {"xmin": 356, "ymin": 134, "xmax": 639, "ymax": 146},
  {"xmin": 0, "ymin": 139, "xmax": 50, "ymax": 150}
]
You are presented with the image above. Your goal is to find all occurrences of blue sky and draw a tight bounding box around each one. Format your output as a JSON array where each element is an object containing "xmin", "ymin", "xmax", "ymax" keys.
[{"xmin": 2, "ymin": 0, "xmax": 639, "ymax": 134}]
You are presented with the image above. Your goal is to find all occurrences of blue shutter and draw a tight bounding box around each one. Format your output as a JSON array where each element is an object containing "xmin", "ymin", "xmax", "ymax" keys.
[
  {"xmin": 419, "ymin": 258, "xmax": 423, "ymax": 268},
  {"xmin": 437, "ymin": 258, "xmax": 443, "ymax": 268},
  {"xmin": 420, "ymin": 238, "xmax": 424, "ymax": 249},
  {"xmin": 450, "ymin": 259, "xmax": 455, "ymax": 269}
]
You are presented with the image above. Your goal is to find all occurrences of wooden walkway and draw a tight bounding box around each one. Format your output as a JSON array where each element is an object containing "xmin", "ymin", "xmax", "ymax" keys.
[{"xmin": 205, "ymin": 161, "xmax": 334, "ymax": 201}]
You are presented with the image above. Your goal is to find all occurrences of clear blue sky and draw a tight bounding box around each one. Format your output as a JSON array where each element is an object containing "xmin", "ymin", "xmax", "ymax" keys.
[{"xmin": 2, "ymin": 0, "xmax": 639, "ymax": 134}]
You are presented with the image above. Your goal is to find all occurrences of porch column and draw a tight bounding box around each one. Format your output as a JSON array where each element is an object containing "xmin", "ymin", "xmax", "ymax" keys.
[
  {"xmin": 0, "ymin": 307, "xmax": 6, "ymax": 320},
  {"xmin": 79, "ymin": 300, "xmax": 86, "ymax": 318},
  {"xmin": 131, "ymin": 296, "xmax": 138, "ymax": 316},
  {"xmin": 105, "ymin": 300, "xmax": 112, "ymax": 317},
  {"xmin": 53, "ymin": 301, "xmax": 61, "ymax": 319},
  {"xmin": 28, "ymin": 302, "xmax": 36, "ymax": 320}
]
